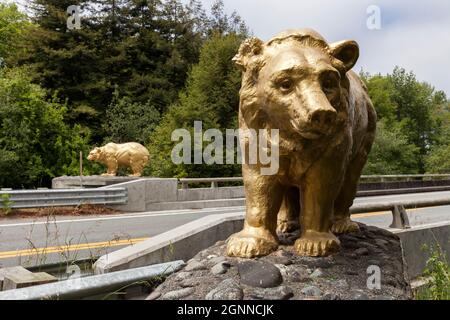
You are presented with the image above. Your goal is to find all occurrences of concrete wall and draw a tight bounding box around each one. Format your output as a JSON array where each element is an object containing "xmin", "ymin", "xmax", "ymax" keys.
[
  {"xmin": 103, "ymin": 178, "xmax": 178, "ymax": 212},
  {"xmin": 177, "ymin": 186, "xmax": 244, "ymax": 201},
  {"xmin": 94, "ymin": 212, "xmax": 244, "ymax": 274},
  {"xmin": 394, "ymin": 221, "xmax": 450, "ymax": 279}
]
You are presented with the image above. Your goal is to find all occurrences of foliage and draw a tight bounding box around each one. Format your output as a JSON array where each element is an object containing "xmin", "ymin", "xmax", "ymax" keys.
[
  {"xmin": 104, "ymin": 88, "xmax": 160, "ymax": 145},
  {"xmin": 0, "ymin": 193, "xmax": 13, "ymax": 215},
  {"xmin": 362, "ymin": 68, "xmax": 449, "ymax": 174},
  {"xmin": 0, "ymin": 2, "xmax": 32, "ymax": 66},
  {"xmin": 416, "ymin": 245, "xmax": 450, "ymax": 300},
  {"xmin": 363, "ymin": 120, "xmax": 420, "ymax": 175},
  {"xmin": 21, "ymin": 0, "xmax": 247, "ymax": 144},
  {"xmin": 0, "ymin": 67, "xmax": 91, "ymax": 188},
  {"xmin": 147, "ymin": 32, "xmax": 244, "ymax": 178}
]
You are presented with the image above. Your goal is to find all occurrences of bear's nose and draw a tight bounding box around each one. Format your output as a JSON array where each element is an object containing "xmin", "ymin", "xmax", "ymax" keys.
[{"xmin": 310, "ymin": 109, "xmax": 337, "ymax": 128}]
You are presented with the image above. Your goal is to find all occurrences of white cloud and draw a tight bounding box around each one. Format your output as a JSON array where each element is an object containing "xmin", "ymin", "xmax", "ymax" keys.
[{"xmin": 204, "ymin": 0, "xmax": 450, "ymax": 95}]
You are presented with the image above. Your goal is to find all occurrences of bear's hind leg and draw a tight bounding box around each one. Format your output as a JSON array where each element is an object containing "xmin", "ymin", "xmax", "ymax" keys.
[
  {"xmin": 332, "ymin": 137, "xmax": 374, "ymax": 234},
  {"xmin": 129, "ymin": 159, "xmax": 144, "ymax": 177},
  {"xmin": 277, "ymin": 186, "xmax": 300, "ymax": 234}
]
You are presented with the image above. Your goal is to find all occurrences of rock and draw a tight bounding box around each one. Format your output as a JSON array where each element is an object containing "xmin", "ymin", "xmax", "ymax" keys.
[
  {"xmin": 161, "ymin": 287, "xmax": 194, "ymax": 300},
  {"xmin": 274, "ymin": 264, "xmax": 289, "ymax": 279},
  {"xmin": 309, "ymin": 268, "xmax": 324, "ymax": 278},
  {"xmin": 301, "ymin": 285, "xmax": 322, "ymax": 297},
  {"xmin": 334, "ymin": 279, "xmax": 350, "ymax": 290},
  {"xmin": 272, "ymin": 256, "xmax": 292, "ymax": 265},
  {"xmin": 211, "ymin": 262, "xmax": 230, "ymax": 275},
  {"xmin": 355, "ymin": 247, "xmax": 369, "ymax": 256},
  {"xmin": 250, "ymin": 286, "xmax": 294, "ymax": 300},
  {"xmin": 174, "ymin": 272, "xmax": 192, "ymax": 281},
  {"xmin": 205, "ymin": 279, "xmax": 243, "ymax": 300},
  {"xmin": 275, "ymin": 249, "xmax": 293, "ymax": 257},
  {"xmin": 368, "ymin": 260, "xmax": 381, "ymax": 266},
  {"xmin": 359, "ymin": 241, "xmax": 377, "ymax": 250},
  {"xmin": 185, "ymin": 260, "xmax": 207, "ymax": 271},
  {"xmin": 207, "ymin": 254, "xmax": 218, "ymax": 260},
  {"xmin": 375, "ymin": 295, "xmax": 395, "ymax": 300},
  {"xmin": 301, "ymin": 257, "xmax": 333, "ymax": 269},
  {"xmin": 322, "ymin": 292, "xmax": 340, "ymax": 300},
  {"xmin": 209, "ymin": 256, "xmax": 227, "ymax": 265},
  {"xmin": 350, "ymin": 290, "xmax": 369, "ymax": 300},
  {"xmin": 146, "ymin": 291, "xmax": 161, "ymax": 300},
  {"xmin": 180, "ymin": 278, "xmax": 203, "ymax": 287},
  {"xmin": 238, "ymin": 261, "xmax": 283, "ymax": 288},
  {"xmin": 345, "ymin": 269, "xmax": 358, "ymax": 276},
  {"xmin": 287, "ymin": 271, "xmax": 310, "ymax": 282}
]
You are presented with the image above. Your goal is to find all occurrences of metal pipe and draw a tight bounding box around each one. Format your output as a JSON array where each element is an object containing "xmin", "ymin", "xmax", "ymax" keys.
[{"xmin": 0, "ymin": 261, "xmax": 185, "ymax": 300}]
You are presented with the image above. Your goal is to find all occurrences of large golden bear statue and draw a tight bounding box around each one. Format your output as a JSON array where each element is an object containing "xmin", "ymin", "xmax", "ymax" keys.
[
  {"xmin": 87, "ymin": 142, "xmax": 150, "ymax": 177},
  {"xmin": 227, "ymin": 29, "xmax": 377, "ymax": 258}
]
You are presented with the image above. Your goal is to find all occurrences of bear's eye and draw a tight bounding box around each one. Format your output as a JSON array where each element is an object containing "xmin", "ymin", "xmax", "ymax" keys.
[
  {"xmin": 321, "ymin": 72, "xmax": 339, "ymax": 92},
  {"xmin": 279, "ymin": 79, "xmax": 294, "ymax": 92}
]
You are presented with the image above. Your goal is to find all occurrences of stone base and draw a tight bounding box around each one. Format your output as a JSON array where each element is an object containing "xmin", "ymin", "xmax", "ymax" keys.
[{"xmin": 150, "ymin": 223, "xmax": 412, "ymax": 300}]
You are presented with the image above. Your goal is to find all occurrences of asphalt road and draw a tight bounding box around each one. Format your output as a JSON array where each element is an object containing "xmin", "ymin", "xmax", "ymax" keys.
[{"xmin": 1, "ymin": 191, "xmax": 449, "ymax": 268}]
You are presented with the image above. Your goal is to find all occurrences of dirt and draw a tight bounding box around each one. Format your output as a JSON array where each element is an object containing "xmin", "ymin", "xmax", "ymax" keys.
[{"xmin": 0, "ymin": 204, "xmax": 120, "ymax": 219}]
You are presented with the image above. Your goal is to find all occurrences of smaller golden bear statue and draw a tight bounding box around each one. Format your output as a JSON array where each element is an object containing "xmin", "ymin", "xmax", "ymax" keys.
[{"xmin": 87, "ymin": 142, "xmax": 150, "ymax": 177}]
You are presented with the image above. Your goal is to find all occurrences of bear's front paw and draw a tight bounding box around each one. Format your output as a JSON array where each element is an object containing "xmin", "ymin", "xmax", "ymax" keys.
[
  {"xmin": 331, "ymin": 218, "xmax": 360, "ymax": 234},
  {"xmin": 226, "ymin": 229, "xmax": 278, "ymax": 258},
  {"xmin": 294, "ymin": 231, "xmax": 340, "ymax": 257}
]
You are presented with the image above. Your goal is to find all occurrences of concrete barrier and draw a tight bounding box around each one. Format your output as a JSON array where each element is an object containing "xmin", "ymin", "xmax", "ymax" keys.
[
  {"xmin": 394, "ymin": 221, "xmax": 450, "ymax": 279},
  {"xmin": 94, "ymin": 211, "xmax": 450, "ymax": 281},
  {"xmin": 102, "ymin": 178, "xmax": 178, "ymax": 212},
  {"xmin": 0, "ymin": 261, "xmax": 184, "ymax": 300},
  {"xmin": 94, "ymin": 212, "xmax": 244, "ymax": 274}
]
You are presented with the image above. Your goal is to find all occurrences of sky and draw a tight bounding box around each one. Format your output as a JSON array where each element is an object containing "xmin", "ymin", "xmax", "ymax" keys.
[{"xmin": 199, "ymin": 0, "xmax": 450, "ymax": 96}]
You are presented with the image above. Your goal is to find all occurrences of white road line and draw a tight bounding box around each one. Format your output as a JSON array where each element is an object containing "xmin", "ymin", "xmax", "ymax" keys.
[{"xmin": 0, "ymin": 207, "xmax": 245, "ymax": 228}]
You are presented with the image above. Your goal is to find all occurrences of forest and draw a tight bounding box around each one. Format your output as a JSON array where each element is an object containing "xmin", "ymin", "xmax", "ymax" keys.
[{"xmin": 0, "ymin": 0, "xmax": 449, "ymax": 188}]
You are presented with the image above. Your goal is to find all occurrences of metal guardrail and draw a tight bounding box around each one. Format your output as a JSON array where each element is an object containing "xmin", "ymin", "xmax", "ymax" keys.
[
  {"xmin": 0, "ymin": 188, "xmax": 127, "ymax": 209},
  {"xmin": 360, "ymin": 174, "xmax": 450, "ymax": 181},
  {"xmin": 179, "ymin": 175, "xmax": 450, "ymax": 189},
  {"xmin": 0, "ymin": 261, "xmax": 184, "ymax": 300},
  {"xmin": 351, "ymin": 196, "xmax": 450, "ymax": 229}
]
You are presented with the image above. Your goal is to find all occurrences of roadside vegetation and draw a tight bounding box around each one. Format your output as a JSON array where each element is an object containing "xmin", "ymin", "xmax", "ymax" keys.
[{"xmin": 415, "ymin": 245, "xmax": 450, "ymax": 300}]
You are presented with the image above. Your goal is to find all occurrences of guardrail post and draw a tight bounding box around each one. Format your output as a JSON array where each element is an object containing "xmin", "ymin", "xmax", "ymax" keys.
[
  {"xmin": 181, "ymin": 182, "xmax": 188, "ymax": 189},
  {"xmin": 390, "ymin": 205, "xmax": 411, "ymax": 229},
  {"xmin": 211, "ymin": 181, "xmax": 218, "ymax": 188}
]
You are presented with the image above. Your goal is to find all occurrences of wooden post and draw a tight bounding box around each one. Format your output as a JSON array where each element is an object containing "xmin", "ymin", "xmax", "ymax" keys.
[
  {"xmin": 80, "ymin": 151, "xmax": 83, "ymax": 177},
  {"xmin": 79, "ymin": 151, "xmax": 83, "ymax": 188}
]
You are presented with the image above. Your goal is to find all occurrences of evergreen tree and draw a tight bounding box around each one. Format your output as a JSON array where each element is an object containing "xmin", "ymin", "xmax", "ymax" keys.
[{"xmin": 147, "ymin": 32, "xmax": 244, "ymax": 178}]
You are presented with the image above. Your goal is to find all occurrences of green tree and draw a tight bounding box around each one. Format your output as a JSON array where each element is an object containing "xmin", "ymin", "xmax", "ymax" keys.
[
  {"xmin": 148, "ymin": 32, "xmax": 244, "ymax": 178},
  {"xmin": 0, "ymin": 67, "xmax": 90, "ymax": 188},
  {"xmin": 363, "ymin": 67, "xmax": 448, "ymax": 173},
  {"xmin": 104, "ymin": 87, "xmax": 160, "ymax": 144},
  {"xmin": 0, "ymin": 2, "xmax": 32, "ymax": 66},
  {"xmin": 363, "ymin": 120, "xmax": 420, "ymax": 175}
]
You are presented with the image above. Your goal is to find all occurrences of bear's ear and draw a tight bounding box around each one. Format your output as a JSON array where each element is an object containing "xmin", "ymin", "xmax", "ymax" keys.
[
  {"xmin": 329, "ymin": 40, "xmax": 359, "ymax": 72},
  {"xmin": 232, "ymin": 37, "xmax": 264, "ymax": 71}
]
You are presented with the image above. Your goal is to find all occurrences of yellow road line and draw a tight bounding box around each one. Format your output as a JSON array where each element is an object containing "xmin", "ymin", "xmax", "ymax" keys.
[
  {"xmin": 352, "ymin": 211, "xmax": 390, "ymax": 218},
  {"xmin": 352, "ymin": 207, "xmax": 420, "ymax": 218},
  {"xmin": 0, "ymin": 237, "xmax": 149, "ymax": 260}
]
